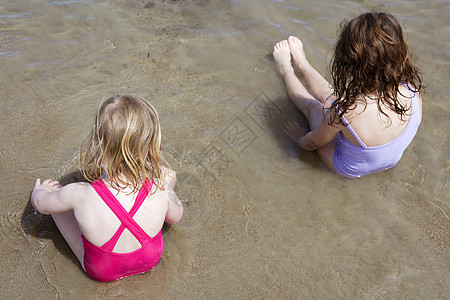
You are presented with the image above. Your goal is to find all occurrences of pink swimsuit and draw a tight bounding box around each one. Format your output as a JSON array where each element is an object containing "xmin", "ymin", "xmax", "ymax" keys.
[{"xmin": 81, "ymin": 179, "xmax": 163, "ymax": 282}]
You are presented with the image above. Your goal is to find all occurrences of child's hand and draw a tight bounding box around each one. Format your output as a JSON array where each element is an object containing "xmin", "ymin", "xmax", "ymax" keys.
[
  {"xmin": 33, "ymin": 179, "xmax": 62, "ymax": 193},
  {"xmin": 283, "ymin": 121, "xmax": 308, "ymax": 144},
  {"xmin": 31, "ymin": 179, "xmax": 70, "ymax": 214},
  {"xmin": 161, "ymin": 166, "xmax": 177, "ymax": 189}
]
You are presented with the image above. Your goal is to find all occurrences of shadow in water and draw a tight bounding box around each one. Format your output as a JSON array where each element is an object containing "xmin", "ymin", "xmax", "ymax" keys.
[{"xmin": 263, "ymin": 93, "xmax": 321, "ymax": 170}]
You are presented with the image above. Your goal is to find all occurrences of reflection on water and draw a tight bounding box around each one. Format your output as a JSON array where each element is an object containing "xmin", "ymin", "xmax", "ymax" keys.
[{"xmin": 0, "ymin": 0, "xmax": 448, "ymax": 298}]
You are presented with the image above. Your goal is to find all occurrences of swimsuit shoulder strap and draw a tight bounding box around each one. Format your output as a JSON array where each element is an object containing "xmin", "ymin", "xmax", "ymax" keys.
[
  {"xmin": 334, "ymin": 103, "xmax": 368, "ymax": 148},
  {"xmin": 341, "ymin": 115, "xmax": 368, "ymax": 148},
  {"xmin": 91, "ymin": 179, "xmax": 154, "ymax": 251}
]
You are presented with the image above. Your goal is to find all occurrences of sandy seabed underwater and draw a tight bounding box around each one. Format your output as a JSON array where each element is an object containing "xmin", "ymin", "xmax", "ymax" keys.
[{"xmin": 0, "ymin": 0, "xmax": 448, "ymax": 298}]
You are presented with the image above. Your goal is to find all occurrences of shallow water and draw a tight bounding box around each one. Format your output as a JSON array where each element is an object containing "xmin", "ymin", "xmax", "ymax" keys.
[{"xmin": 0, "ymin": 0, "xmax": 448, "ymax": 298}]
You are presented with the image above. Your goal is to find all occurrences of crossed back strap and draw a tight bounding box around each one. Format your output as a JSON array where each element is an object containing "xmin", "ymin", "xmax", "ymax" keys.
[{"xmin": 91, "ymin": 179, "xmax": 154, "ymax": 251}]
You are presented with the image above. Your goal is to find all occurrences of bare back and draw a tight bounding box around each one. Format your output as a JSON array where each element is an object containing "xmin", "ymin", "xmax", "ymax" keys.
[
  {"xmin": 339, "ymin": 84, "xmax": 422, "ymax": 147},
  {"xmin": 72, "ymin": 182, "xmax": 170, "ymax": 253},
  {"xmin": 57, "ymin": 168, "xmax": 182, "ymax": 255}
]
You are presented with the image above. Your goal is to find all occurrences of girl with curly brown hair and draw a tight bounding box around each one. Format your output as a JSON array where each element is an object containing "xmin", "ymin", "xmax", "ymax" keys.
[{"xmin": 273, "ymin": 11, "xmax": 423, "ymax": 178}]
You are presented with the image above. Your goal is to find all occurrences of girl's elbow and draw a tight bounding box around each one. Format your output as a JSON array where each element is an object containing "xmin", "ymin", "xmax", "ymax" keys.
[
  {"xmin": 31, "ymin": 198, "xmax": 48, "ymax": 214},
  {"xmin": 165, "ymin": 206, "xmax": 184, "ymax": 224},
  {"xmin": 31, "ymin": 195, "xmax": 42, "ymax": 212},
  {"xmin": 300, "ymin": 143, "xmax": 319, "ymax": 151},
  {"xmin": 173, "ymin": 208, "xmax": 184, "ymax": 224},
  {"xmin": 299, "ymin": 137, "xmax": 320, "ymax": 151}
]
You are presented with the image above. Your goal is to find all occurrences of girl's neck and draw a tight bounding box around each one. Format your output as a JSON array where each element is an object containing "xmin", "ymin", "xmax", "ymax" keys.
[
  {"xmin": 101, "ymin": 172, "xmax": 132, "ymax": 189},
  {"xmin": 100, "ymin": 171, "xmax": 148, "ymax": 195}
]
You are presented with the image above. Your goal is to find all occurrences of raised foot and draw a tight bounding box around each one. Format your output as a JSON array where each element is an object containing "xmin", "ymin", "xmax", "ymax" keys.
[
  {"xmin": 288, "ymin": 36, "xmax": 307, "ymax": 67},
  {"xmin": 273, "ymin": 39, "xmax": 294, "ymax": 75}
]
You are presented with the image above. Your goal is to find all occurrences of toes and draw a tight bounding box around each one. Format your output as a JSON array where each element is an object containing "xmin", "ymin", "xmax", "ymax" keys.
[
  {"xmin": 284, "ymin": 121, "xmax": 300, "ymax": 132},
  {"xmin": 274, "ymin": 40, "xmax": 288, "ymax": 50},
  {"xmin": 274, "ymin": 42, "xmax": 281, "ymax": 51},
  {"xmin": 283, "ymin": 121, "xmax": 293, "ymax": 130},
  {"xmin": 288, "ymin": 36, "xmax": 302, "ymax": 47}
]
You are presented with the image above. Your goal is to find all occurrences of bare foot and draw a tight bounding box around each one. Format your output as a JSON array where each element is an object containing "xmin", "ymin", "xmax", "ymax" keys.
[
  {"xmin": 273, "ymin": 40, "xmax": 294, "ymax": 76},
  {"xmin": 288, "ymin": 36, "xmax": 307, "ymax": 69},
  {"xmin": 283, "ymin": 120, "xmax": 308, "ymax": 143}
]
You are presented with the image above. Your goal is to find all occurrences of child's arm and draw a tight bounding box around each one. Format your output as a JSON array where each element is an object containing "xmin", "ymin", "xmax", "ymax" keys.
[
  {"xmin": 284, "ymin": 109, "xmax": 340, "ymax": 151},
  {"xmin": 165, "ymin": 188, "xmax": 183, "ymax": 224},
  {"xmin": 298, "ymin": 117, "xmax": 340, "ymax": 150},
  {"xmin": 31, "ymin": 179, "xmax": 74, "ymax": 214},
  {"xmin": 162, "ymin": 169, "xmax": 183, "ymax": 224}
]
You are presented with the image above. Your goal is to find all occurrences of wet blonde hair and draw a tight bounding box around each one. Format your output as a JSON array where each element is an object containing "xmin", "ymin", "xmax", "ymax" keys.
[{"xmin": 81, "ymin": 95, "xmax": 166, "ymax": 193}]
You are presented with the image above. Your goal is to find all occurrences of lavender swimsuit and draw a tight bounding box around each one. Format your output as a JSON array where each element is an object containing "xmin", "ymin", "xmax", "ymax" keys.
[{"xmin": 332, "ymin": 84, "xmax": 420, "ymax": 178}]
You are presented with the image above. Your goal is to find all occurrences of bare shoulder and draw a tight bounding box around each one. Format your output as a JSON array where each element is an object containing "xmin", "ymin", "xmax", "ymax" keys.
[
  {"xmin": 339, "ymin": 97, "xmax": 369, "ymax": 122},
  {"xmin": 400, "ymin": 84, "xmax": 422, "ymax": 121},
  {"xmin": 63, "ymin": 181, "xmax": 91, "ymax": 191},
  {"xmin": 415, "ymin": 91, "xmax": 422, "ymax": 122},
  {"xmin": 412, "ymin": 88, "xmax": 422, "ymax": 106},
  {"xmin": 58, "ymin": 182, "xmax": 93, "ymax": 200}
]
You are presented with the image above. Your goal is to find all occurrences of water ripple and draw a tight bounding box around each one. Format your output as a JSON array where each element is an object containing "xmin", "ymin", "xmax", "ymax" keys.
[
  {"xmin": 50, "ymin": 0, "xmax": 92, "ymax": 6},
  {"xmin": 0, "ymin": 13, "xmax": 32, "ymax": 19},
  {"xmin": 0, "ymin": 50, "xmax": 20, "ymax": 57}
]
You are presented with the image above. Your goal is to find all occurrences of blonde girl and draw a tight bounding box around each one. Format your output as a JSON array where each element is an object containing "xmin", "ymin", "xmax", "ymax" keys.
[{"xmin": 31, "ymin": 95, "xmax": 183, "ymax": 281}]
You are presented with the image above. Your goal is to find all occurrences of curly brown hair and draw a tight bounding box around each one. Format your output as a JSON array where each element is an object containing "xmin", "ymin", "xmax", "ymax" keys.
[{"xmin": 329, "ymin": 11, "xmax": 423, "ymax": 125}]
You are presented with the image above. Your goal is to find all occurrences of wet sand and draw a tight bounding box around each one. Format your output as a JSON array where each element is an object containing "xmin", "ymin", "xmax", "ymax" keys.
[{"xmin": 0, "ymin": 0, "xmax": 448, "ymax": 298}]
